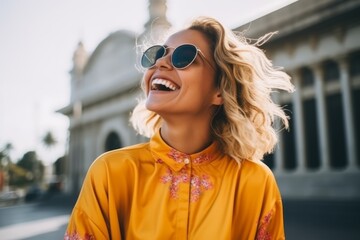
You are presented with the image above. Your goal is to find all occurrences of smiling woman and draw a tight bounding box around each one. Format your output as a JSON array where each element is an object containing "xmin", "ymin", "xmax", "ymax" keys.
[{"xmin": 65, "ymin": 16, "xmax": 294, "ymax": 240}]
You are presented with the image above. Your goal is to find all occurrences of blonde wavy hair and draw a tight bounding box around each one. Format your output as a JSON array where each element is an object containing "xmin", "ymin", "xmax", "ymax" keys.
[{"xmin": 130, "ymin": 16, "xmax": 294, "ymax": 163}]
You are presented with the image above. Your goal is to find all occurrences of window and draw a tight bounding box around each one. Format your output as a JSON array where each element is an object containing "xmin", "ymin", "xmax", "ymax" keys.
[
  {"xmin": 323, "ymin": 60, "xmax": 340, "ymax": 82},
  {"xmin": 326, "ymin": 93, "xmax": 347, "ymax": 169},
  {"xmin": 105, "ymin": 131, "xmax": 122, "ymax": 151},
  {"xmin": 282, "ymin": 103, "xmax": 297, "ymax": 170},
  {"xmin": 349, "ymin": 51, "xmax": 360, "ymax": 77},
  {"xmin": 351, "ymin": 89, "xmax": 360, "ymax": 167},
  {"xmin": 263, "ymin": 153, "xmax": 274, "ymax": 169},
  {"xmin": 300, "ymin": 67, "xmax": 314, "ymax": 88},
  {"xmin": 303, "ymin": 98, "xmax": 320, "ymax": 169}
]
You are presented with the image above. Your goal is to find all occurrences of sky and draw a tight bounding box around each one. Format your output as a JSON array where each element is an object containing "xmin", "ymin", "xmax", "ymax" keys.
[{"xmin": 0, "ymin": 0, "xmax": 296, "ymax": 165}]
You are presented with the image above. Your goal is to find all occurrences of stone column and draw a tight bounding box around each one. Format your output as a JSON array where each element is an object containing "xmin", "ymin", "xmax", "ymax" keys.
[
  {"xmin": 272, "ymin": 93, "xmax": 285, "ymax": 174},
  {"xmin": 337, "ymin": 56, "xmax": 358, "ymax": 170},
  {"xmin": 273, "ymin": 121, "xmax": 284, "ymax": 174},
  {"xmin": 312, "ymin": 64, "xmax": 331, "ymax": 171},
  {"xmin": 291, "ymin": 70, "xmax": 306, "ymax": 172}
]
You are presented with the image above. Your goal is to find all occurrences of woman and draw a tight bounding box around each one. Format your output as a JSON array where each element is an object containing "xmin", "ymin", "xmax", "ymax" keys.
[{"xmin": 65, "ymin": 16, "xmax": 294, "ymax": 240}]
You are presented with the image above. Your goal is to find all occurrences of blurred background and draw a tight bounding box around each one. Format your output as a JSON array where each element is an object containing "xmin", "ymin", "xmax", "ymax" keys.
[{"xmin": 1, "ymin": 0, "xmax": 359, "ymax": 239}]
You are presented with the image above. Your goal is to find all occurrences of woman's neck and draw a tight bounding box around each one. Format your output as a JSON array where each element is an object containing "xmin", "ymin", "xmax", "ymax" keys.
[{"xmin": 160, "ymin": 119, "xmax": 213, "ymax": 154}]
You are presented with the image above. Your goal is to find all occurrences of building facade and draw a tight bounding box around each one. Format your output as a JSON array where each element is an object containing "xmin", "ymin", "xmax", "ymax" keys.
[
  {"xmin": 234, "ymin": 0, "xmax": 360, "ymax": 199},
  {"xmin": 58, "ymin": 0, "xmax": 170, "ymax": 193},
  {"xmin": 60, "ymin": 0, "xmax": 360, "ymax": 199}
]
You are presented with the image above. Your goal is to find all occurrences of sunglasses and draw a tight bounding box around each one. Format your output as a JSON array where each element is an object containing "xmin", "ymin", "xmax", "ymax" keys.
[{"xmin": 141, "ymin": 44, "xmax": 215, "ymax": 70}]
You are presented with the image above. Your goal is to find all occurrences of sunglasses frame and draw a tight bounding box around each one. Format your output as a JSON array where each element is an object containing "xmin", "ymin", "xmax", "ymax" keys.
[{"xmin": 141, "ymin": 44, "xmax": 216, "ymax": 70}]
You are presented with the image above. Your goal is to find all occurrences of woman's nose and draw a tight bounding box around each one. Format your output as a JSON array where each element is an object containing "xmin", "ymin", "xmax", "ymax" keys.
[{"xmin": 154, "ymin": 53, "xmax": 173, "ymax": 69}]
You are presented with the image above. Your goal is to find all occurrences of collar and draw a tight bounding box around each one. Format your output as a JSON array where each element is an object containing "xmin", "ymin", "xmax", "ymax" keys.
[{"xmin": 149, "ymin": 129, "xmax": 222, "ymax": 172}]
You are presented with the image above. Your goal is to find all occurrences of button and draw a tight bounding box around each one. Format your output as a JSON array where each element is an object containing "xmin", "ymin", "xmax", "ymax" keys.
[{"xmin": 184, "ymin": 158, "xmax": 190, "ymax": 164}]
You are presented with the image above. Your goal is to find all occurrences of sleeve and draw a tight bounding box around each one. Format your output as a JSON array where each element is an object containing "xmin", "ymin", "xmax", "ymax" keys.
[
  {"xmin": 255, "ymin": 199, "xmax": 284, "ymax": 240},
  {"xmin": 64, "ymin": 158, "xmax": 115, "ymax": 240},
  {"xmin": 255, "ymin": 171, "xmax": 285, "ymax": 240}
]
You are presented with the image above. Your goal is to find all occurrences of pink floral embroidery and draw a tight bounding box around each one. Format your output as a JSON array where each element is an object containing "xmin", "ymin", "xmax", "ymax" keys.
[
  {"xmin": 190, "ymin": 174, "xmax": 213, "ymax": 202},
  {"xmin": 255, "ymin": 210, "xmax": 273, "ymax": 240},
  {"xmin": 159, "ymin": 166, "xmax": 213, "ymax": 202},
  {"xmin": 193, "ymin": 154, "xmax": 211, "ymax": 164},
  {"xmin": 64, "ymin": 232, "xmax": 95, "ymax": 240},
  {"xmin": 167, "ymin": 149, "xmax": 189, "ymax": 163},
  {"xmin": 158, "ymin": 149, "xmax": 214, "ymax": 202},
  {"xmin": 160, "ymin": 168, "xmax": 190, "ymax": 199}
]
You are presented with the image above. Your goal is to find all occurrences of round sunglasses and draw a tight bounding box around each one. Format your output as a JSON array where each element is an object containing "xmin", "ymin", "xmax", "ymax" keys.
[{"xmin": 141, "ymin": 44, "xmax": 215, "ymax": 70}]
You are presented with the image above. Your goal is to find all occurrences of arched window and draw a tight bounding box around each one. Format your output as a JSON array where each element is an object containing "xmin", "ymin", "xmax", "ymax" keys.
[
  {"xmin": 323, "ymin": 60, "xmax": 340, "ymax": 82},
  {"xmin": 326, "ymin": 93, "xmax": 347, "ymax": 169},
  {"xmin": 349, "ymin": 51, "xmax": 360, "ymax": 166},
  {"xmin": 352, "ymin": 88, "xmax": 360, "ymax": 167},
  {"xmin": 300, "ymin": 67, "xmax": 314, "ymax": 88},
  {"xmin": 303, "ymin": 98, "xmax": 320, "ymax": 169},
  {"xmin": 105, "ymin": 131, "xmax": 122, "ymax": 151},
  {"xmin": 300, "ymin": 67, "xmax": 320, "ymax": 169},
  {"xmin": 349, "ymin": 51, "xmax": 360, "ymax": 77},
  {"xmin": 263, "ymin": 153, "xmax": 274, "ymax": 170}
]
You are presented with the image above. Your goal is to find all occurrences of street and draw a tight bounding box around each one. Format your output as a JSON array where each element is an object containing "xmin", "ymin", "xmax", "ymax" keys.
[
  {"xmin": 283, "ymin": 199, "xmax": 360, "ymax": 240},
  {"xmin": 0, "ymin": 194, "xmax": 359, "ymax": 240},
  {"xmin": 0, "ymin": 193, "xmax": 76, "ymax": 240}
]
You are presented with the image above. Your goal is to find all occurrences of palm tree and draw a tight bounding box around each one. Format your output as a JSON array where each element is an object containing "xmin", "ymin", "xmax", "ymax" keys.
[{"xmin": 42, "ymin": 131, "xmax": 57, "ymax": 149}]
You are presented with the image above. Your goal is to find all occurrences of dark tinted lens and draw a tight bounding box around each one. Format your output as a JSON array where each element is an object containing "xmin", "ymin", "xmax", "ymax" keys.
[
  {"xmin": 172, "ymin": 45, "xmax": 197, "ymax": 69},
  {"xmin": 141, "ymin": 45, "xmax": 165, "ymax": 68}
]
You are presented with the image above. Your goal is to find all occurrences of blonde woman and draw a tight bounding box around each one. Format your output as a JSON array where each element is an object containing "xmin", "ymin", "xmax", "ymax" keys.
[{"xmin": 65, "ymin": 16, "xmax": 294, "ymax": 240}]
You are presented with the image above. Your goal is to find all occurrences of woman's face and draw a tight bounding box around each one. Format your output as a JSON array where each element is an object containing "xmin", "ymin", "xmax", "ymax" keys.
[{"xmin": 143, "ymin": 29, "xmax": 222, "ymax": 118}]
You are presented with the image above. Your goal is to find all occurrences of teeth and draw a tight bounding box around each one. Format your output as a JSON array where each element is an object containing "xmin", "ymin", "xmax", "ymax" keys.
[{"xmin": 151, "ymin": 78, "xmax": 178, "ymax": 91}]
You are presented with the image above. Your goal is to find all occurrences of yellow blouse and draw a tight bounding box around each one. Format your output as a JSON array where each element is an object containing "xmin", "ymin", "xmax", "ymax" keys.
[{"xmin": 65, "ymin": 131, "xmax": 285, "ymax": 240}]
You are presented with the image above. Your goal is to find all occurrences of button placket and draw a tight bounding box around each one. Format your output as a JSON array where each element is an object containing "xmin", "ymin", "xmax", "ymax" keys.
[{"xmin": 177, "ymin": 156, "xmax": 192, "ymax": 239}]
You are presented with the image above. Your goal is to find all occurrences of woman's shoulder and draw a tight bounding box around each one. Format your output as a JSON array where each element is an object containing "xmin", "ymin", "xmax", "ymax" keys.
[
  {"xmin": 91, "ymin": 142, "xmax": 151, "ymax": 170},
  {"xmin": 238, "ymin": 159, "xmax": 281, "ymax": 200},
  {"xmin": 242, "ymin": 159, "xmax": 273, "ymax": 175},
  {"xmin": 240, "ymin": 159, "xmax": 276, "ymax": 185}
]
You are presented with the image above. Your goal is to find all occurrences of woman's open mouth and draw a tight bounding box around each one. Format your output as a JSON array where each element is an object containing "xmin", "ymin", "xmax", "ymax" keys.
[{"xmin": 151, "ymin": 78, "xmax": 179, "ymax": 91}]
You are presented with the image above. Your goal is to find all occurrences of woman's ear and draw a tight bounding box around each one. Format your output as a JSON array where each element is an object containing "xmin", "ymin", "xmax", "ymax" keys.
[{"xmin": 212, "ymin": 91, "xmax": 224, "ymax": 106}]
